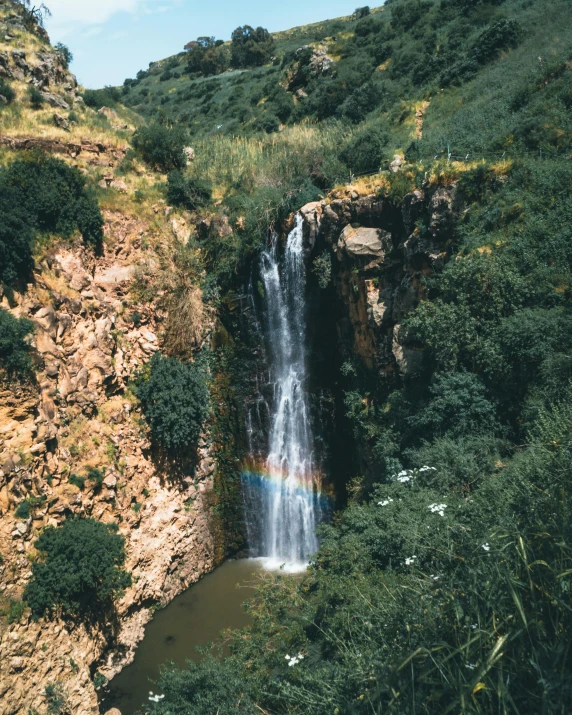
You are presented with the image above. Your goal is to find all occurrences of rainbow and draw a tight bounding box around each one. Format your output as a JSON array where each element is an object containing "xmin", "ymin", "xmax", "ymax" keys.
[{"xmin": 241, "ymin": 460, "xmax": 333, "ymax": 505}]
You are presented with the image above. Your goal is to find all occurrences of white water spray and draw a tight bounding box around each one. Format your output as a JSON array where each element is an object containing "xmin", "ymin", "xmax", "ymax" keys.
[{"xmin": 242, "ymin": 214, "xmax": 322, "ymax": 571}]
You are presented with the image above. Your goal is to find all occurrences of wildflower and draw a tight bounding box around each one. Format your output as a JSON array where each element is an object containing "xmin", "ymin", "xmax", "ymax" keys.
[
  {"xmin": 428, "ymin": 503, "xmax": 447, "ymax": 517},
  {"xmin": 465, "ymin": 663, "xmax": 477, "ymax": 670},
  {"xmin": 378, "ymin": 498, "xmax": 394, "ymax": 507},
  {"xmin": 419, "ymin": 466, "xmax": 437, "ymax": 473},
  {"xmin": 397, "ymin": 475, "xmax": 412, "ymax": 483},
  {"xmin": 285, "ymin": 655, "xmax": 291, "ymax": 660},
  {"xmin": 482, "ymin": 543, "xmax": 490, "ymax": 552},
  {"xmin": 429, "ymin": 574, "xmax": 440, "ymax": 581},
  {"xmin": 404, "ymin": 556, "xmax": 417, "ymax": 566}
]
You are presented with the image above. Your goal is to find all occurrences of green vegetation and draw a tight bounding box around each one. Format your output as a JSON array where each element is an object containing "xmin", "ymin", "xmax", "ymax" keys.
[
  {"xmin": 135, "ymin": 352, "xmax": 209, "ymax": 452},
  {"xmin": 166, "ymin": 170, "xmax": 211, "ymax": 210},
  {"xmin": 24, "ymin": 518, "xmax": 131, "ymax": 620},
  {"xmin": 0, "ymin": 77, "xmax": 16, "ymax": 104},
  {"xmin": 132, "ymin": 122, "xmax": 189, "ymax": 172},
  {"xmin": 133, "ymin": 1, "xmax": 572, "ymax": 712},
  {"xmin": 0, "ymin": 309, "xmax": 34, "ymax": 380},
  {"xmin": 0, "ymin": 154, "xmax": 104, "ymax": 284},
  {"xmin": 230, "ymin": 26, "xmax": 275, "ymax": 69}
]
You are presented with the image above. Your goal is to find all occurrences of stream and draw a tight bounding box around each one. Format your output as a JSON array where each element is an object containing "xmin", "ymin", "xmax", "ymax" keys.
[{"xmin": 101, "ymin": 560, "xmax": 262, "ymax": 714}]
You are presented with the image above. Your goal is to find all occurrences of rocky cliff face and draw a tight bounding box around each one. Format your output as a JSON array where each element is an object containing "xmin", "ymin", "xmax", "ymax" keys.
[
  {"xmin": 300, "ymin": 180, "xmax": 462, "ymax": 379},
  {"xmin": 0, "ymin": 211, "xmax": 217, "ymax": 714},
  {"xmin": 0, "ymin": 7, "xmax": 221, "ymax": 710}
]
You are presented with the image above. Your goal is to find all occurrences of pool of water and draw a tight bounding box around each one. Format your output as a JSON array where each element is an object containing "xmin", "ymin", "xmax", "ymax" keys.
[{"xmin": 100, "ymin": 559, "xmax": 264, "ymax": 714}]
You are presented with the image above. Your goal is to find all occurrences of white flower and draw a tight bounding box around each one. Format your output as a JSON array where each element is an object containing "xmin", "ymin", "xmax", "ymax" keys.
[
  {"xmin": 419, "ymin": 466, "xmax": 437, "ymax": 473},
  {"xmin": 378, "ymin": 498, "xmax": 394, "ymax": 507},
  {"xmin": 482, "ymin": 543, "xmax": 490, "ymax": 552},
  {"xmin": 397, "ymin": 475, "xmax": 412, "ymax": 483},
  {"xmin": 471, "ymin": 624, "xmax": 478, "ymax": 630},
  {"xmin": 428, "ymin": 503, "xmax": 447, "ymax": 517},
  {"xmin": 149, "ymin": 694, "xmax": 166, "ymax": 702},
  {"xmin": 404, "ymin": 556, "xmax": 417, "ymax": 566},
  {"xmin": 465, "ymin": 663, "xmax": 477, "ymax": 670},
  {"xmin": 430, "ymin": 574, "xmax": 440, "ymax": 581},
  {"xmin": 288, "ymin": 660, "xmax": 296, "ymax": 667}
]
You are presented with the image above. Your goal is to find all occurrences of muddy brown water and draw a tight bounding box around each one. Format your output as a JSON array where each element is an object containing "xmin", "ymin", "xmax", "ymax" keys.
[{"xmin": 100, "ymin": 559, "xmax": 264, "ymax": 714}]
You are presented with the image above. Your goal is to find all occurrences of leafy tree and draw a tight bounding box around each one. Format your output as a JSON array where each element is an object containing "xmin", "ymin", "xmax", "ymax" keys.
[
  {"xmin": 132, "ymin": 123, "xmax": 189, "ymax": 172},
  {"xmin": 54, "ymin": 42, "xmax": 73, "ymax": 69},
  {"xmin": 409, "ymin": 371, "xmax": 499, "ymax": 439},
  {"xmin": 0, "ymin": 309, "xmax": 34, "ymax": 379},
  {"xmin": 135, "ymin": 353, "xmax": 209, "ymax": 452},
  {"xmin": 185, "ymin": 37, "xmax": 230, "ymax": 76},
  {"xmin": 24, "ymin": 518, "xmax": 131, "ymax": 620},
  {"xmin": 167, "ymin": 171, "xmax": 211, "ymax": 211},
  {"xmin": 353, "ymin": 6, "xmax": 371, "ymax": 19},
  {"xmin": 231, "ymin": 26, "xmax": 275, "ymax": 69}
]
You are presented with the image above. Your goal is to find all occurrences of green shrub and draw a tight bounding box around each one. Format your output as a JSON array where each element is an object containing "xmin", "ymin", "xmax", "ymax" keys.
[
  {"xmin": 0, "ymin": 77, "xmax": 16, "ymax": 104},
  {"xmin": 82, "ymin": 86, "xmax": 121, "ymax": 109},
  {"xmin": 7, "ymin": 599, "xmax": 25, "ymax": 624},
  {"xmin": 409, "ymin": 371, "xmax": 499, "ymax": 439},
  {"xmin": 54, "ymin": 42, "xmax": 73, "ymax": 69},
  {"xmin": 166, "ymin": 170, "xmax": 211, "ymax": 210},
  {"xmin": 135, "ymin": 352, "xmax": 209, "ymax": 452},
  {"xmin": 340, "ymin": 123, "xmax": 390, "ymax": 174},
  {"xmin": 87, "ymin": 467, "xmax": 105, "ymax": 490},
  {"xmin": 0, "ymin": 310, "xmax": 34, "ymax": 379},
  {"xmin": 0, "ymin": 154, "xmax": 104, "ymax": 283},
  {"xmin": 24, "ymin": 518, "xmax": 131, "ymax": 620},
  {"xmin": 68, "ymin": 473, "xmax": 85, "ymax": 490},
  {"xmin": 132, "ymin": 123, "xmax": 189, "ymax": 172}
]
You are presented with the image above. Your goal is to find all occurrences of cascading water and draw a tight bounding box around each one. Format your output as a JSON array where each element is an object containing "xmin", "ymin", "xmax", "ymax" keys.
[{"xmin": 242, "ymin": 214, "xmax": 323, "ymax": 571}]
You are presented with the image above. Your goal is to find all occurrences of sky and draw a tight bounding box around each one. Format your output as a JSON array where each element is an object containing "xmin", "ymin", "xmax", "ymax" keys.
[{"xmin": 44, "ymin": 0, "xmax": 367, "ymax": 89}]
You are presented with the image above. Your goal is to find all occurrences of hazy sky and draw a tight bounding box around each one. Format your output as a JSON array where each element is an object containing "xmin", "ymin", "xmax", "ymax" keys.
[{"xmin": 44, "ymin": 0, "xmax": 367, "ymax": 89}]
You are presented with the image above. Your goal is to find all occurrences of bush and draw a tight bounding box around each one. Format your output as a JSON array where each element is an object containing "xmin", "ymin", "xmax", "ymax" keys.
[
  {"xmin": 0, "ymin": 77, "xmax": 16, "ymax": 104},
  {"xmin": 7, "ymin": 599, "xmax": 25, "ymax": 624},
  {"xmin": 24, "ymin": 518, "xmax": 131, "ymax": 620},
  {"xmin": 28, "ymin": 85, "xmax": 44, "ymax": 109},
  {"xmin": 166, "ymin": 171, "xmax": 212, "ymax": 210},
  {"xmin": 0, "ymin": 154, "xmax": 104, "ymax": 282},
  {"xmin": 409, "ymin": 371, "xmax": 499, "ymax": 439},
  {"xmin": 340, "ymin": 123, "xmax": 390, "ymax": 174},
  {"xmin": 0, "ymin": 309, "xmax": 34, "ymax": 379},
  {"xmin": 82, "ymin": 86, "xmax": 121, "ymax": 109},
  {"xmin": 87, "ymin": 467, "xmax": 105, "ymax": 490},
  {"xmin": 353, "ymin": 6, "xmax": 371, "ymax": 19},
  {"xmin": 68, "ymin": 473, "xmax": 85, "ymax": 490},
  {"xmin": 135, "ymin": 353, "xmax": 209, "ymax": 452},
  {"xmin": 471, "ymin": 19, "xmax": 522, "ymax": 65},
  {"xmin": 132, "ymin": 123, "xmax": 189, "ymax": 172},
  {"xmin": 54, "ymin": 42, "xmax": 73, "ymax": 69}
]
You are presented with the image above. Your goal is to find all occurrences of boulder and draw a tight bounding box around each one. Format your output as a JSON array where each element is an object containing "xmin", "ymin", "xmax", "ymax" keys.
[
  {"xmin": 40, "ymin": 92, "xmax": 70, "ymax": 110},
  {"xmin": 338, "ymin": 225, "xmax": 387, "ymax": 258},
  {"xmin": 183, "ymin": 146, "xmax": 195, "ymax": 164},
  {"xmin": 53, "ymin": 113, "xmax": 69, "ymax": 130},
  {"xmin": 98, "ymin": 106, "xmax": 119, "ymax": 121}
]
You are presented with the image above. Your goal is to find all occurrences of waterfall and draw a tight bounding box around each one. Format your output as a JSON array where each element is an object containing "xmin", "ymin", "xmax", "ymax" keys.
[{"xmin": 242, "ymin": 214, "xmax": 322, "ymax": 571}]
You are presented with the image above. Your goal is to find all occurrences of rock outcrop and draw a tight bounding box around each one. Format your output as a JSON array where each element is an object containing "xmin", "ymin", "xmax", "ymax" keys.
[{"xmin": 300, "ymin": 181, "xmax": 463, "ymax": 375}]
